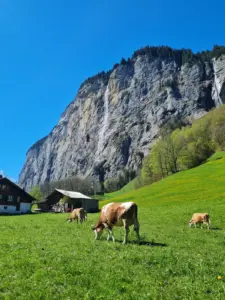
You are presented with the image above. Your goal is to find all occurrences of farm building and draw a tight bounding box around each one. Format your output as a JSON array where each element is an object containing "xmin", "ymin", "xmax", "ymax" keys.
[
  {"xmin": 0, "ymin": 175, "xmax": 35, "ymax": 214},
  {"xmin": 38, "ymin": 189, "xmax": 99, "ymax": 213}
]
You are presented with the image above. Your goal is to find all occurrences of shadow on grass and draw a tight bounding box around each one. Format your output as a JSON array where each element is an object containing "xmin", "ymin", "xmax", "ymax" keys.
[
  {"xmin": 127, "ymin": 240, "xmax": 167, "ymax": 247},
  {"xmin": 210, "ymin": 227, "xmax": 222, "ymax": 231},
  {"xmin": 0, "ymin": 213, "xmax": 33, "ymax": 217}
]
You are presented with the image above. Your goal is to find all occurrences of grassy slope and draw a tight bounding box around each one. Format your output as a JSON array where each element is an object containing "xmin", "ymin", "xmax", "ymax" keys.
[
  {"xmin": 92, "ymin": 179, "xmax": 137, "ymax": 201},
  {"xmin": 102, "ymin": 151, "xmax": 225, "ymax": 202},
  {"xmin": 1, "ymin": 153, "xmax": 225, "ymax": 299},
  {"xmin": 101, "ymin": 151, "xmax": 225, "ymax": 208}
]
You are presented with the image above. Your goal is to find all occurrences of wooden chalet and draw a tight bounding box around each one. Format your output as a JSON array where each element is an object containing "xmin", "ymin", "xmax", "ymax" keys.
[
  {"xmin": 0, "ymin": 175, "xmax": 35, "ymax": 214},
  {"xmin": 38, "ymin": 189, "xmax": 99, "ymax": 213}
]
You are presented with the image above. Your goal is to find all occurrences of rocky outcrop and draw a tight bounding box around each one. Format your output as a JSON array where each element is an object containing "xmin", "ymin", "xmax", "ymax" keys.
[
  {"xmin": 212, "ymin": 56, "xmax": 225, "ymax": 106},
  {"xmin": 19, "ymin": 48, "xmax": 225, "ymax": 190}
]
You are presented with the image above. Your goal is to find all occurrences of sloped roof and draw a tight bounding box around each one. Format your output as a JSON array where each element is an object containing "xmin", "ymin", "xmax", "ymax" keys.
[
  {"xmin": 55, "ymin": 189, "xmax": 92, "ymax": 200},
  {"xmin": 0, "ymin": 176, "xmax": 36, "ymax": 202}
]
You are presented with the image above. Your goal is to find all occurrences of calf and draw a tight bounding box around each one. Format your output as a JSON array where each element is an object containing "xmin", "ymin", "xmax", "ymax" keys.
[
  {"xmin": 67, "ymin": 208, "xmax": 86, "ymax": 224},
  {"xmin": 189, "ymin": 213, "xmax": 211, "ymax": 229},
  {"xmin": 92, "ymin": 202, "xmax": 140, "ymax": 244}
]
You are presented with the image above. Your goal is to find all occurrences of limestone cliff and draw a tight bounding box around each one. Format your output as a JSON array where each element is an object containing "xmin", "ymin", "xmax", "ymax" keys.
[{"xmin": 19, "ymin": 47, "xmax": 225, "ymax": 190}]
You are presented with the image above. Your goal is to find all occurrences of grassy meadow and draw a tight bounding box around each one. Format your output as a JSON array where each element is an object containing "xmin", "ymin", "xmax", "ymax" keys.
[{"xmin": 1, "ymin": 153, "xmax": 225, "ymax": 299}]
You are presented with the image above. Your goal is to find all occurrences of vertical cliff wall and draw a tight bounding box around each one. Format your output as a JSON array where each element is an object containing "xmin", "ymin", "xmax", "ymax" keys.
[{"xmin": 19, "ymin": 47, "xmax": 225, "ymax": 190}]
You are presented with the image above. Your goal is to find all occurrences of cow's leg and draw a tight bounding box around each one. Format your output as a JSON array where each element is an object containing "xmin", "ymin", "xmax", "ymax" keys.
[
  {"xmin": 111, "ymin": 231, "xmax": 115, "ymax": 243},
  {"xmin": 134, "ymin": 219, "xmax": 140, "ymax": 243},
  {"xmin": 194, "ymin": 223, "xmax": 197, "ymax": 228},
  {"xmin": 107, "ymin": 230, "xmax": 111, "ymax": 241},
  {"xmin": 204, "ymin": 222, "xmax": 210, "ymax": 230},
  {"xmin": 122, "ymin": 220, "xmax": 129, "ymax": 244},
  {"xmin": 107, "ymin": 228, "xmax": 115, "ymax": 242}
]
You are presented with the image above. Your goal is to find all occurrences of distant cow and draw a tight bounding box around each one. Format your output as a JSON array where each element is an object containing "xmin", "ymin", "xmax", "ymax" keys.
[
  {"xmin": 92, "ymin": 202, "xmax": 140, "ymax": 244},
  {"xmin": 67, "ymin": 208, "xmax": 86, "ymax": 224},
  {"xmin": 189, "ymin": 213, "xmax": 211, "ymax": 229}
]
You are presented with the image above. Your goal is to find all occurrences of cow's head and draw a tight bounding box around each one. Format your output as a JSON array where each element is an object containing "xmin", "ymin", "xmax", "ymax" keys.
[
  {"xmin": 91, "ymin": 224, "xmax": 104, "ymax": 240},
  {"xmin": 188, "ymin": 220, "xmax": 193, "ymax": 227}
]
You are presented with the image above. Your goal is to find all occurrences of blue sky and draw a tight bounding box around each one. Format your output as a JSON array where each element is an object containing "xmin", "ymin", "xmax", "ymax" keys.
[{"xmin": 1, "ymin": 0, "xmax": 225, "ymax": 181}]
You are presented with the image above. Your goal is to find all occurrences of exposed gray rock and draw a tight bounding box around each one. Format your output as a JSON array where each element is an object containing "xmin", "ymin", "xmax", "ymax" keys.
[
  {"xmin": 19, "ymin": 51, "xmax": 225, "ymax": 190},
  {"xmin": 212, "ymin": 55, "xmax": 225, "ymax": 106}
]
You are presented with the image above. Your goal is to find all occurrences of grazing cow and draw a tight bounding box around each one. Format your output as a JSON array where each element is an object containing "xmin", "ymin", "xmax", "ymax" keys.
[
  {"xmin": 189, "ymin": 213, "xmax": 211, "ymax": 229},
  {"xmin": 92, "ymin": 202, "xmax": 140, "ymax": 244},
  {"xmin": 67, "ymin": 208, "xmax": 86, "ymax": 224}
]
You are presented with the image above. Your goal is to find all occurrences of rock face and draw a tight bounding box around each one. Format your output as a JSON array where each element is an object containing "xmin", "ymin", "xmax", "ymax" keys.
[{"xmin": 19, "ymin": 49, "xmax": 225, "ymax": 190}]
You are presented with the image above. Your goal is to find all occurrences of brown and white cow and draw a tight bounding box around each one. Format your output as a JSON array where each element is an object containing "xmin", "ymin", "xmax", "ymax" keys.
[
  {"xmin": 189, "ymin": 213, "xmax": 211, "ymax": 229},
  {"xmin": 67, "ymin": 208, "xmax": 86, "ymax": 224},
  {"xmin": 92, "ymin": 202, "xmax": 140, "ymax": 244}
]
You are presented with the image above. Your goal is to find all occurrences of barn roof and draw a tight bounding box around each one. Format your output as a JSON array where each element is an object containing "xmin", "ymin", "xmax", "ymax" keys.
[
  {"xmin": 55, "ymin": 189, "xmax": 93, "ymax": 200},
  {"xmin": 45, "ymin": 189, "xmax": 99, "ymax": 205}
]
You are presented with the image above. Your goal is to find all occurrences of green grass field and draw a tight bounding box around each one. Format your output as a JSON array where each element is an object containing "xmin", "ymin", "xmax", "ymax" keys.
[{"xmin": 1, "ymin": 153, "xmax": 225, "ymax": 299}]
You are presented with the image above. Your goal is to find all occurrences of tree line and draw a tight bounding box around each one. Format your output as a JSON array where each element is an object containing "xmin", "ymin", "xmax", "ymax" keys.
[
  {"xmin": 135, "ymin": 105, "xmax": 225, "ymax": 188},
  {"xmin": 132, "ymin": 45, "xmax": 225, "ymax": 65},
  {"xmin": 78, "ymin": 45, "xmax": 225, "ymax": 92},
  {"xmin": 30, "ymin": 167, "xmax": 137, "ymax": 201},
  {"xmin": 30, "ymin": 176, "xmax": 101, "ymax": 202},
  {"xmin": 104, "ymin": 168, "xmax": 136, "ymax": 193}
]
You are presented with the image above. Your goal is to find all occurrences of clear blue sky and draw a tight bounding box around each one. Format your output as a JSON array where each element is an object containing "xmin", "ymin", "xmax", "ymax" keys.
[{"xmin": 1, "ymin": 0, "xmax": 225, "ymax": 181}]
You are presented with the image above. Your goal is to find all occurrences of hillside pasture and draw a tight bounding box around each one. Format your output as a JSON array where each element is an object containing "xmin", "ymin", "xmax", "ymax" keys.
[{"xmin": 1, "ymin": 154, "xmax": 225, "ymax": 299}]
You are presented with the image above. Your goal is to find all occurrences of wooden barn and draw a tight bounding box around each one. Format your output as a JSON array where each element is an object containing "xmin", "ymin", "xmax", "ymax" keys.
[
  {"xmin": 0, "ymin": 175, "xmax": 35, "ymax": 214},
  {"xmin": 38, "ymin": 189, "xmax": 99, "ymax": 213}
]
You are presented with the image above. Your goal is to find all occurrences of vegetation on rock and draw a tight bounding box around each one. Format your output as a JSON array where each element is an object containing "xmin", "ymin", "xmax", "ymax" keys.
[
  {"xmin": 133, "ymin": 105, "xmax": 225, "ymax": 189},
  {"xmin": 80, "ymin": 45, "xmax": 225, "ymax": 90}
]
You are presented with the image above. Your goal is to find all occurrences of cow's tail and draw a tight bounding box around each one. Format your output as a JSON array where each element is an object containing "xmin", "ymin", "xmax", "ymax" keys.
[
  {"xmin": 133, "ymin": 203, "xmax": 138, "ymax": 220},
  {"xmin": 132, "ymin": 204, "xmax": 140, "ymax": 241},
  {"xmin": 132, "ymin": 204, "xmax": 139, "ymax": 228}
]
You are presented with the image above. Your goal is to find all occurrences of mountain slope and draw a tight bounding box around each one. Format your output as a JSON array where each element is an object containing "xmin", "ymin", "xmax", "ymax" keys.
[
  {"xmin": 101, "ymin": 152, "xmax": 225, "ymax": 207},
  {"xmin": 19, "ymin": 47, "xmax": 225, "ymax": 190}
]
